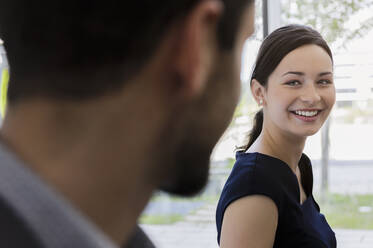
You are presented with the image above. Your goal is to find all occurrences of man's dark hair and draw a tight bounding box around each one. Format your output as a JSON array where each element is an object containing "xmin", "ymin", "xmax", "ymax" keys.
[{"xmin": 0, "ymin": 0, "xmax": 253, "ymax": 103}]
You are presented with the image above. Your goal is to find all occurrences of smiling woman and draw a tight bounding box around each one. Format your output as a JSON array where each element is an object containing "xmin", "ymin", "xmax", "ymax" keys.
[
  {"xmin": 262, "ymin": 44, "xmax": 335, "ymax": 137},
  {"xmin": 216, "ymin": 25, "xmax": 337, "ymax": 248}
]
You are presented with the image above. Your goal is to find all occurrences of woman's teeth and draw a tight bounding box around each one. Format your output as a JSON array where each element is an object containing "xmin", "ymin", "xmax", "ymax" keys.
[{"xmin": 294, "ymin": 110, "xmax": 318, "ymax": 117}]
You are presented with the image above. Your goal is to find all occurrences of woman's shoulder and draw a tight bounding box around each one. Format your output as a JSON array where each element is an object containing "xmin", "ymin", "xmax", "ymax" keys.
[
  {"xmin": 226, "ymin": 152, "xmax": 284, "ymax": 190},
  {"xmin": 232, "ymin": 151, "xmax": 298, "ymax": 182},
  {"xmin": 216, "ymin": 152, "xmax": 289, "ymax": 239},
  {"xmin": 217, "ymin": 152, "xmax": 292, "ymax": 214}
]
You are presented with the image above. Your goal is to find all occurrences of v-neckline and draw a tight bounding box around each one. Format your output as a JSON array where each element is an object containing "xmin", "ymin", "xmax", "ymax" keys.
[{"xmin": 244, "ymin": 152, "xmax": 312, "ymax": 205}]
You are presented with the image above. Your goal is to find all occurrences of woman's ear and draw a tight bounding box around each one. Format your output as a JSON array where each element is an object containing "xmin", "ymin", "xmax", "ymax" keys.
[{"xmin": 251, "ymin": 79, "xmax": 266, "ymax": 106}]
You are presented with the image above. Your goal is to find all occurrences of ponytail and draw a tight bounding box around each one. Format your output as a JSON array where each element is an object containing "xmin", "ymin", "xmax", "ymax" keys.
[{"xmin": 241, "ymin": 109, "xmax": 263, "ymax": 151}]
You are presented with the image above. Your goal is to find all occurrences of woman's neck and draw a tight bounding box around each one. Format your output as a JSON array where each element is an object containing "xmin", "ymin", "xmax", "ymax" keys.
[{"xmin": 247, "ymin": 125, "xmax": 306, "ymax": 173}]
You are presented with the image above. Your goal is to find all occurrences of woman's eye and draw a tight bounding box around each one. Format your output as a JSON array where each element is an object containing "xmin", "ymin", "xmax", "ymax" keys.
[
  {"xmin": 318, "ymin": 79, "xmax": 332, "ymax": 85},
  {"xmin": 285, "ymin": 80, "xmax": 301, "ymax": 86}
]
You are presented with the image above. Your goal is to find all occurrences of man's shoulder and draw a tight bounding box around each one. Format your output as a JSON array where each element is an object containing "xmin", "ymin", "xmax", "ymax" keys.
[
  {"xmin": 124, "ymin": 225, "xmax": 155, "ymax": 248},
  {"xmin": 0, "ymin": 142, "xmax": 43, "ymax": 247},
  {"xmin": 0, "ymin": 195, "xmax": 43, "ymax": 247}
]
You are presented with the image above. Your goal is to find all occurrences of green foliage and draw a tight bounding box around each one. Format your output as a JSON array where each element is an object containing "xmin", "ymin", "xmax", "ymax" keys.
[
  {"xmin": 233, "ymin": 91, "xmax": 254, "ymax": 119},
  {"xmin": 282, "ymin": 0, "xmax": 373, "ymax": 47},
  {"xmin": 316, "ymin": 193, "xmax": 373, "ymax": 229},
  {"xmin": 225, "ymin": 158, "xmax": 235, "ymax": 170},
  {"xmin": 139, "ymin": 214, "xmax": 184, "ymax": 225}
]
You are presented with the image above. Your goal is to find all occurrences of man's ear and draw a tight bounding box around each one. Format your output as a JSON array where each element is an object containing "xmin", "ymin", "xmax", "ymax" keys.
[
  {"xmin": 251, "ymin": 79, "xmax": 266, "ymax": 106},
  {"xmin": 172, "ymin": 0, "xmax": 224, "ymax": 100}
]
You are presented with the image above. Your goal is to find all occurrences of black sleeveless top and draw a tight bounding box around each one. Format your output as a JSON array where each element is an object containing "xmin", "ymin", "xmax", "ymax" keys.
[{"xmin": 216, "ymin": 152, "xmax": 336, "ymax": 248}]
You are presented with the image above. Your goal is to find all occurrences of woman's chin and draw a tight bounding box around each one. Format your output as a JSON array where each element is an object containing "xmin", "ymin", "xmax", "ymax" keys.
[{"xmin": 290, "ymin": 127, "xmax": 321, "ymax": 138}]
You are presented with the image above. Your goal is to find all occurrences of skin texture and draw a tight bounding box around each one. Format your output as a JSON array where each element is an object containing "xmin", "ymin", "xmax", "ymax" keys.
[
  {"xmin": 0, "ymin": 0, "xmax": 255, "ymax": 246},
  {"xmin": 220, "ymin": 195, "xmax": 278, "ymax": 248},
  {"xmin": 220, "ymin": 44, "xmax": 335, "ymax": 248}
]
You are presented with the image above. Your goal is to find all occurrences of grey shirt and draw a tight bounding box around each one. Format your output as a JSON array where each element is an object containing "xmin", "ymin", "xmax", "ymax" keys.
[{"xmin": 0, "ymin": 140, "xmax": 154, "ymax": 247}]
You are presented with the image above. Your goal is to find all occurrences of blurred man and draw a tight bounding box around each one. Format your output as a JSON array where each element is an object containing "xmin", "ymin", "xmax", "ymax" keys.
[{"xmin": 0, "ymin": 0, "xmax": 255, "ymax": 247}]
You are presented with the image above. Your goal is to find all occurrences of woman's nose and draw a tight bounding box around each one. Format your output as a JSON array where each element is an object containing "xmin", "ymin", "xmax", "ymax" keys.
[{"xmin": 299, "ymin": 82, "xmax": 321, "ymax": 104}]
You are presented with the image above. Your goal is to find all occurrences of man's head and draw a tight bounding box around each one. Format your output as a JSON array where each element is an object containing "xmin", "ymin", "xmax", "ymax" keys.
[{"xmin": 0, "ymin": 0, "xmax": 255, "ymax": 196}]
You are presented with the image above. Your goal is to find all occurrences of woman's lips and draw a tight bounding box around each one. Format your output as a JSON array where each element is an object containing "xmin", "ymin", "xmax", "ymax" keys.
[{"xmin": 290, "ymin": 109, "xmax": 322, "ymax": 122}]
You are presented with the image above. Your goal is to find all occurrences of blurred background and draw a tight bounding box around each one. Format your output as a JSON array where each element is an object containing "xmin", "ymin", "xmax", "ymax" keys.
[{"xmin": 1, "ymin": 0, "xmax": 373, "ymax": 247}]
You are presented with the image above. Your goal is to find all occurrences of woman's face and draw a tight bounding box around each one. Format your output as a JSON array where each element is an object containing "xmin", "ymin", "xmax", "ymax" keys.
[{"xmin": 263, "ymin": 44, "xmax": 335, "ymax": 138}]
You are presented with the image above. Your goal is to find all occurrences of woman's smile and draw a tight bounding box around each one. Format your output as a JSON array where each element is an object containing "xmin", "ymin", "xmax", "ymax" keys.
[{"xmin": 290, "ymin": 109, "xmax": 323, "ymax": 122}]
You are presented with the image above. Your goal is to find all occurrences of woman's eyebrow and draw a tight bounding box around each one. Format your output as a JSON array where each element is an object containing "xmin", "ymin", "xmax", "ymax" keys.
[
  {"xmin": 319, "ymin": 71, "xmax": 333, "ymax": 76},
  {"xmin": 281, "ymin": 71, "xmax": 304, "ymax": 77},
  {"xmin": 281, "ymin": 71, "xmax": 333, "ymax": 77}
]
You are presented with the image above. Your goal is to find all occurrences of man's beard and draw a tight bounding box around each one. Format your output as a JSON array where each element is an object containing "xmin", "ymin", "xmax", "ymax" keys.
[
  {"xmin": 157, "ymin": 58, "xmax": 236, "ymax": 196},
  {"xmin": 158, "ymin": 132, "xmax": 212, "ymax": 197}
]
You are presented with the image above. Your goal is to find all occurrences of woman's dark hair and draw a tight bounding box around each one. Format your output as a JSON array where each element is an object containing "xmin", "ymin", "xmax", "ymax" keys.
[{"xmin": 241, "ymin": 24, "xmax": 333, "ymax": 151}]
